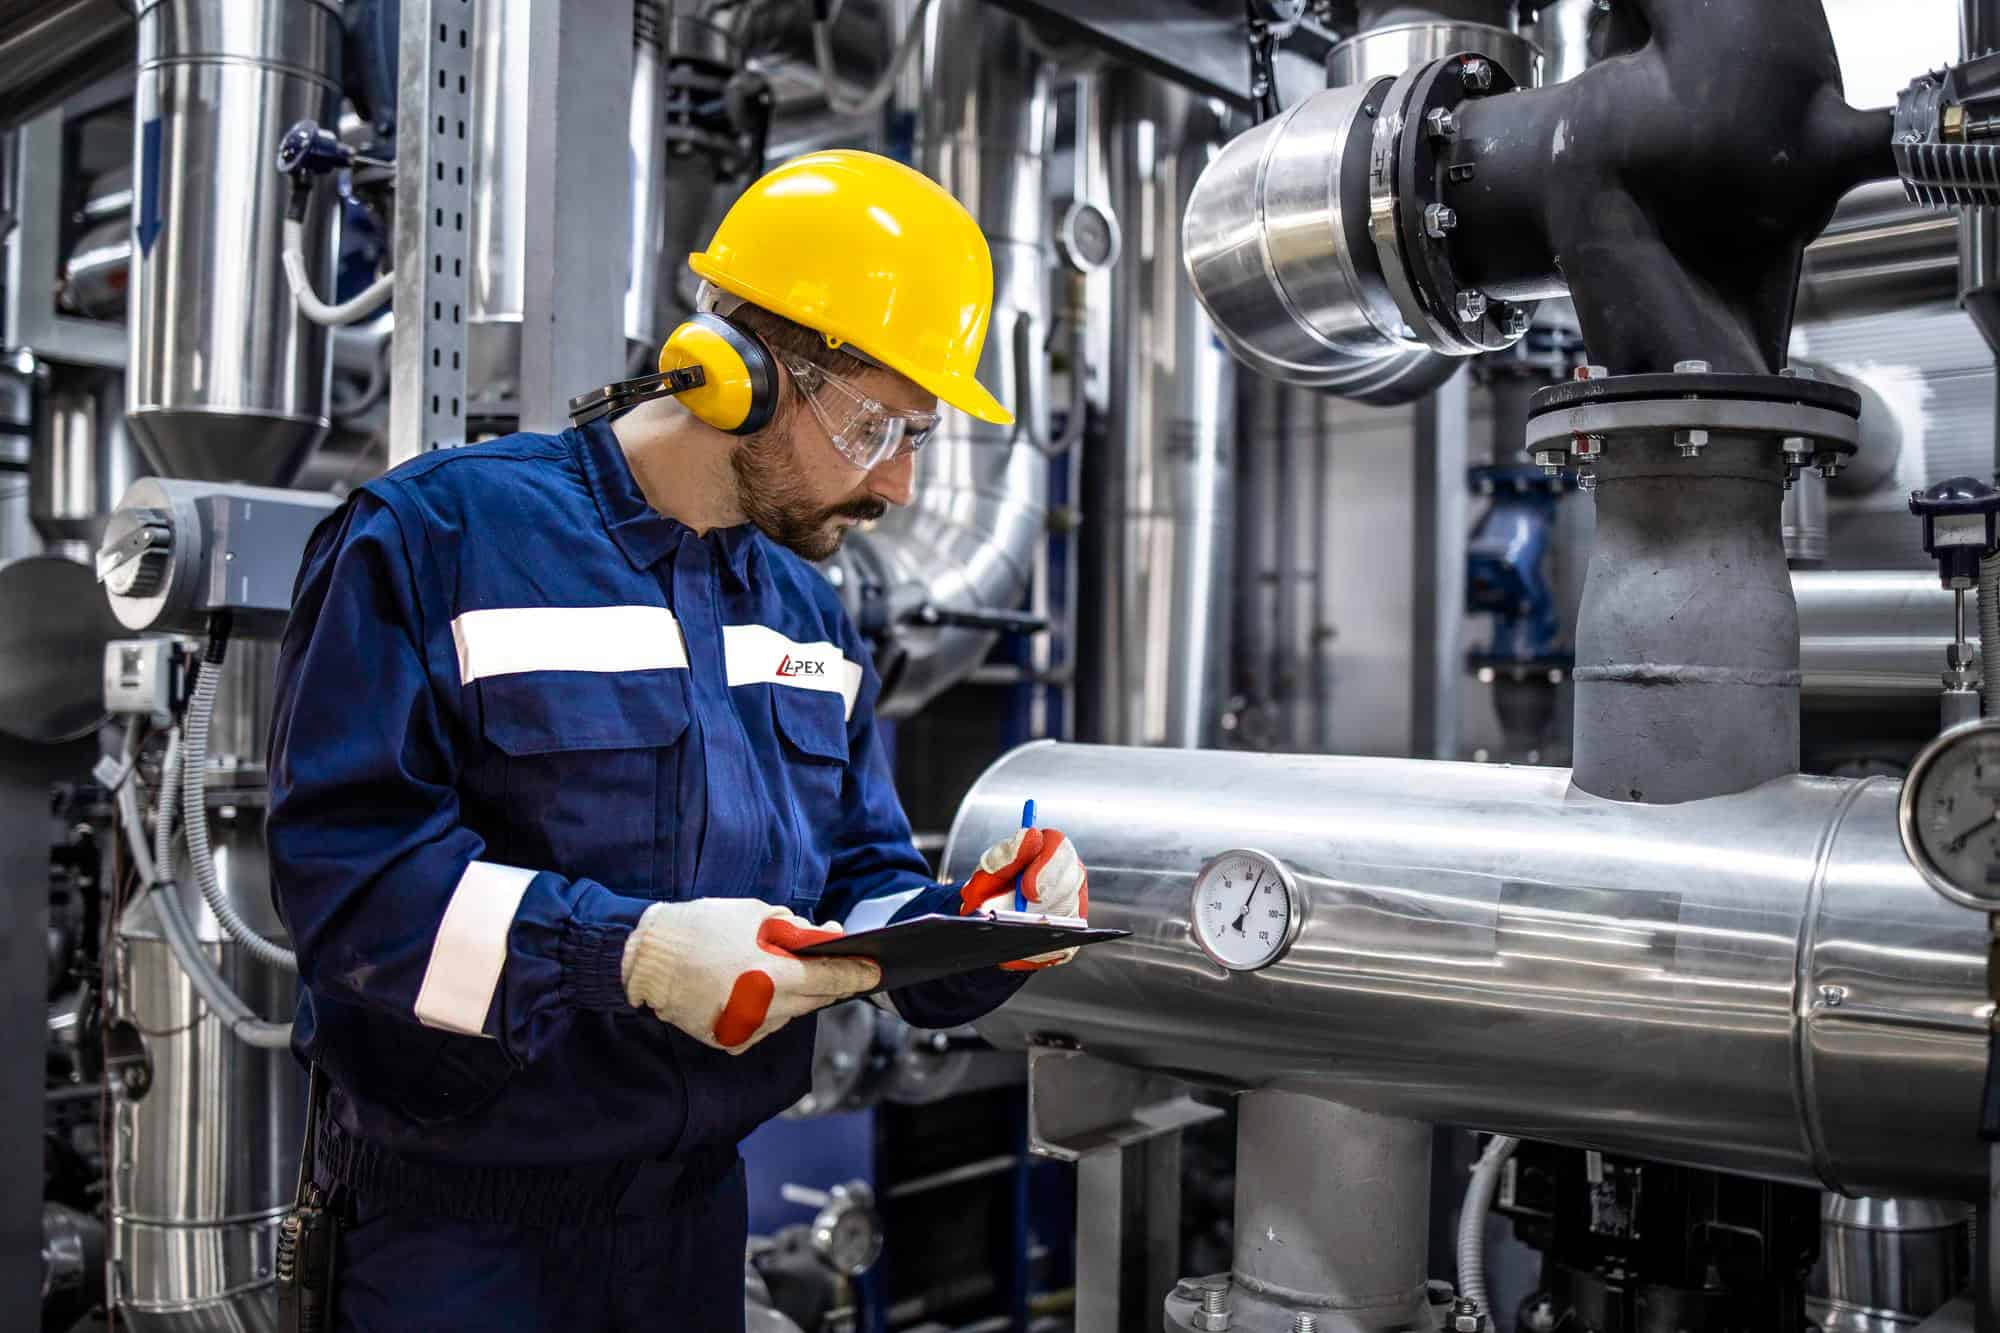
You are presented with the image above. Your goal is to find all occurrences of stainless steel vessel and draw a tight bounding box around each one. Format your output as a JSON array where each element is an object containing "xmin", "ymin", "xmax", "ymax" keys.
[
  {"xmin": 1794, "ymin": 571, "xmax": 1963, "ymax": 699},
  {"xmin": 952, "ymin": 744, "xmax": 1988, "ymax": 1201},
  {"xmin": 127, "ymin": 0, "xmax": 341, "ymax": 487},
  {"xmin": 31, "ymin": 363, "xmax": 147, "ymax": 550},
  {"xmin": 1326, "ymin": 21, "xmax": 1541, "ymax": 90},
  {"xmin": 112, "ymin": 814, "xmax": 299, "ymax": 1332},
  {"xmin": 1809, "ymin": 1194, "xmax": 1971, "ymax": 1333}
]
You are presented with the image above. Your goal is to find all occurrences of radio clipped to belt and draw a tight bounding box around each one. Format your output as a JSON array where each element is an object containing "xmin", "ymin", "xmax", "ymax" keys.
[{"xmin": 276, "ymin": 1063, "xmax": 341, "ymax": 1333}]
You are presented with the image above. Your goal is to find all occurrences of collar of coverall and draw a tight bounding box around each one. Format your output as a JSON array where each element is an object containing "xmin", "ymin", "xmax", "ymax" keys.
[{"xmin": 571, "ymin": 415, "xmax": 762, "ymax": 587}]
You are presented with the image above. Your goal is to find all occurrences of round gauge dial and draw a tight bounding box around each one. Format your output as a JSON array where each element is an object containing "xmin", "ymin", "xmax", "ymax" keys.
[
  {"xmin": 811, "ymin": 1187, "xmax": 884, "ymax": 1276},
  {"xmin": 1189, "ymin": 848, "xmax": 1302, "ymax": 971},
  {"xmin": 1899, "ymin": 718, "xmax": 2000, "ymax": 910},
  {"xmin": 1057, "ymin": 199, "xmax": 1121, "ymax": 273}
]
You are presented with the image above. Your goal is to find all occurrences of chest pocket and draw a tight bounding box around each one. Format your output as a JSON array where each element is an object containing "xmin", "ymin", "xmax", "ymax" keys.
[
  {"xmin": 473, "ymin": 671, "xmax": 691, "ymax": 898},
  {"xmin": 769, "ymin": 686, "xmax": 850, "ymax": 911}
]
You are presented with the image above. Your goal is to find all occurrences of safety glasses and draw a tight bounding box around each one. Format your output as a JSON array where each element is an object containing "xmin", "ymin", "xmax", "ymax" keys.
[{"xmin": 780, "ymin": 354, "xmax": 940, "ymax": 472}]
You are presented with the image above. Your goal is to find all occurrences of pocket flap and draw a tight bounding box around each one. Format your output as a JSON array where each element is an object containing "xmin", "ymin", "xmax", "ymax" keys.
[
  {"xmin": 771, "ymin": 685, "xmax": 850, "ymax": 765},
  {"xmin": 477, "ymin": 672, "xmax": 690, "ymax": 755}
]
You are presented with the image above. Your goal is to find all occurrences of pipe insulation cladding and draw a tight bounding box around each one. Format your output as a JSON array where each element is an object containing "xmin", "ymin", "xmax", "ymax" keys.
[{"xmin": 952, "ymin": 744, "xmax": 1989, "ymax": 1202}]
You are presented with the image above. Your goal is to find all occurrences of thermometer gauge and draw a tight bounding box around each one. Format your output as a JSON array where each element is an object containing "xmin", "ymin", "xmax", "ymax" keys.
[
  {"xmin": 1189, "ymin": 848, "xmax": 1302, "ymax": 971},
  {"xmin": 1899, "ymin": 718, "xmax": 2000, "ymax": 911}
]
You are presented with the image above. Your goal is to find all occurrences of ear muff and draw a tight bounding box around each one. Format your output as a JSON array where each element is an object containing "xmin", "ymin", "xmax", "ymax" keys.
[{"xmin": 658, "ymin": 311, "xmax": 778, "ymax": 436}]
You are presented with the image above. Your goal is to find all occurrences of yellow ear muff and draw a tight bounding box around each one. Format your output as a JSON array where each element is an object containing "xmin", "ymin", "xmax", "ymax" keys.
[{"xmin": 657, "ymin": 312, "xmax": 777, "ymax": 435}]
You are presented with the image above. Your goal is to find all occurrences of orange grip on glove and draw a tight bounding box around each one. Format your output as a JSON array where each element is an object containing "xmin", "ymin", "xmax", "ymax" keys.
[
  {"xmin": 959, "ymin": 827, "xmax": 1090, "ymax": 970},
  {"xmin": 714, "ymin": 916, "xmax": 850, "ymax": 1048}
]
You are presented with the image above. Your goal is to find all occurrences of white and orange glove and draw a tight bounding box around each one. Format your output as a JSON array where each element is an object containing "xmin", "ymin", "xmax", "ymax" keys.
[
  {"xmin": 622, "ymin": 899, "xmax": 881, "ymax": 1053},
  {"xmin": 957, "ymin": 828, "xmax": 1090, "ymax": 970}
]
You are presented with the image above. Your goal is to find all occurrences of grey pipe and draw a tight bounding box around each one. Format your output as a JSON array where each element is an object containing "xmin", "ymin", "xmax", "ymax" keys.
[
  {"xmin": 1983, "ymin": 555, "xmax": 2000, "ymax": 717},
  {"xmin": 1572, "ymin": 436, "xmax": 1798, "ymax": 803},
  {"xmin": 952, "ymin": 743, "xmax": 1989, "ymax": 1201},
  {"xmin": 1794, "ymin": 570, "xmax": 1971, "ymax": 698}
]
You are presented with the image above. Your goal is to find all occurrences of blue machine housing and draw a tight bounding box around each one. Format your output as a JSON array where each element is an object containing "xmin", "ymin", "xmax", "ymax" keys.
[{"xmin": 1466, "ymin": 464, "xmax": 1570, "ymax": 669}]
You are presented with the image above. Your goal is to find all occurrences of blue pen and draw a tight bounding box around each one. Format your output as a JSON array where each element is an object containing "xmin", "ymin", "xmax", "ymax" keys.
[{"xmin": 1014, "ymin": 799, "xmax": 1036, "ymax": 912}]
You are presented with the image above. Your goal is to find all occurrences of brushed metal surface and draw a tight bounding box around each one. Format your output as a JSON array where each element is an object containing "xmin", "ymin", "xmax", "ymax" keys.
[
  {"xmin": 126, "ymin": 0, "xmax": 340, "ymax": 486},
  {"xmin": 112, "ymin": 814, "xmax": 299, "ymax": 1329},
  {"xmin": 952, "ymin": 744, "xmax": 1988, "ymax": 1200}
]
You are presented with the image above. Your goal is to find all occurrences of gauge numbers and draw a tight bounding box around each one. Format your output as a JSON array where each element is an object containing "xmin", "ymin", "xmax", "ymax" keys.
[
  {"xmin": 1900, "ymin": 718, "xmax": 2000, "ymax": 911},
  {"xmin": 1189, "ymin": 849, "xmax": 1302, "ymax": 971}
]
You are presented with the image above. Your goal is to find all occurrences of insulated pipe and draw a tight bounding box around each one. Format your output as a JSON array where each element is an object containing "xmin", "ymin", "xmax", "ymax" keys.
[
  {"xmin": 951, "ymin": 744, "xmax": 1990, "ymax": 1202},
  {"xmin": 1080, "ymin": 70, "xmax": 1235, "ymax": 747},
  {"xmin": 1572, "ymin": 435, "xmax": 1798, "ymax": 803},
  {"xmin": 1794, "ymin": 570, "xmax": 1970, "ymax": 699},
  {"xmin": 829, "ymin": 0, "xmax": 1050, "ymax": 717}
]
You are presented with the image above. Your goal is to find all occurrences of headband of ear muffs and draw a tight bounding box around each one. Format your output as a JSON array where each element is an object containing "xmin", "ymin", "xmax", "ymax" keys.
[{"xmin": 658, "ymin": 310, "xmax": 779, "ymax": 436}]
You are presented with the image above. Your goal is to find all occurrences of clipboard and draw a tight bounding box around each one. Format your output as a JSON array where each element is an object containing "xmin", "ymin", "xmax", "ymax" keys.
[{"xmin": 793, "ymin": 912, "xmax": 1129, "ymax": 993}]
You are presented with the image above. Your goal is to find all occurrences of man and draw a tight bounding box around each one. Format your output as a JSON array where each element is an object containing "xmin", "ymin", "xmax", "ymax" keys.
[{"xmin": 266, "ymin": 149, "xmax": 1089, "ymax": 1331}]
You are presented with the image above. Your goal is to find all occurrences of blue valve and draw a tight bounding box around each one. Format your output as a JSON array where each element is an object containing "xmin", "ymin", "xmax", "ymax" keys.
[{"xmin": 275, "ymin": 120, "xmax": 354, "ymax": 179}]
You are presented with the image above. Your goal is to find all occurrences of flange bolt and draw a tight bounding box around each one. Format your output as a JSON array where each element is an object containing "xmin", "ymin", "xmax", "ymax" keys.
[{"xmin": 1425, "ymin": 204, "xmax": 1458, "ymax": 238}]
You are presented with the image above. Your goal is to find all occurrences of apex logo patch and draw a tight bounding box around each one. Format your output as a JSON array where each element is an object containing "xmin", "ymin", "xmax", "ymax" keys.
[{"xmin": 776, "ymin": 654, "xmax": 828, "ymax": 678}]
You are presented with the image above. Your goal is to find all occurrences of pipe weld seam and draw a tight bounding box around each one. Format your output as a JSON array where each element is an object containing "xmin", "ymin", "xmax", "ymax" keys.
[
  {"xmin": 1573, "ymin": 664, "xmax": 1803, "ymax": 688},
  {"xmin": 1229, "ymin": 1270, "xmax": 1428, "ymax": 1313}
]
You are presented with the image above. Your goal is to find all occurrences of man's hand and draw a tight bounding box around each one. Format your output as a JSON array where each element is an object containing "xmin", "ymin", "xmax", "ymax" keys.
[
  {"xmin": 622, "ymin": 899, "xmax": 881, "ymax": 1052},
  {"xmin": 958, "ymin": 828, "xmax": 1089, "ymax": 970}
]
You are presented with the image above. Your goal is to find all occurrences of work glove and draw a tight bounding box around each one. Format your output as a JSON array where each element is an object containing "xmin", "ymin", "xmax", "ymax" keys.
[
  {"xmin": 957, "ymin": 828, "xmax": 1090, "ymax": 971},
  {"xmin": 621, "ymin": 898, "xmax": 881, "ymax": 1053}
]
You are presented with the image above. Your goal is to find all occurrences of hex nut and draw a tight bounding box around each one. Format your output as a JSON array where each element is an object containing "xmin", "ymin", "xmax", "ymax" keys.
[
  {"xmin": 1675, "ymin": 427, "xmax": 1709, "ymax": 457},
  {"xmin": 1454, "ymin": 1318, "xmax": 1483, "ymax": 1333},
  {"xmin": 1424, "ymin": 204, "xmax": 1458, "ymax": 238},
  {"xmin": 1503, "ymin": 306, "xmax": 1531, "ymax": 336},
  {"xmin": 1456, "ymin": 290, "xmax": 1489, "ymax": 323},
  {"xmin": 1195, "ymin": 1312, "xmax": 1232, "ymax": 1332},
  {"xmin": 1461, "ymin": 58, "xmax": 1493, "ymax": 91},
  {"xmin": 1426, "ymin": 107, "xmax": 1459, "ymax": 141},
  {"xmin": 1673, "ymin": 359, "xmax": 1711, "ymax": 374}
]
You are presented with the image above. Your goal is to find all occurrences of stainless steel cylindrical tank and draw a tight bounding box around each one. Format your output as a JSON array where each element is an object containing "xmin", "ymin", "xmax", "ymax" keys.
[
  {"xmin": 1326, "ymin": 21, "xmax": 1540, "ymax": 89},
  {"xmin": 1794, "ymin": 571, "xmax": 1963, "ymax": 699},
  {"xmin": 951, "ymin": 744, "xmax": 1989, "ymax": 1201},
  {"xmin": 127, "ymin": 0, "xmax": 341, "ymax": 487},
  {"xmin": 111, "ymin": 813, "xmax": 300, "ymax": 1331}
]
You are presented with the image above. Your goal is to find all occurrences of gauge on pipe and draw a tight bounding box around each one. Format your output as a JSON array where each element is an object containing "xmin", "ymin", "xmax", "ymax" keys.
[
  {"xmin": 1899, "ymin": 718, "xmax": 2000, "ymax": 910},
  {"xmin": 1188, "ymin": 848, "xmax": 1303, "ymax": 971}
]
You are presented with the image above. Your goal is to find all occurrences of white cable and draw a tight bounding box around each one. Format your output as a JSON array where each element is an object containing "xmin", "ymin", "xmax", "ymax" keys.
[
  {"xmin": 1456, "ymin": 1134, "xmax": 1519, "ymax": 1317},
  {"xmin": 115, "ymin": 722, "xmax": 292, "ymax": 1049},
  {"xmin": 182, "ymin": 658, "xmax": 298, "ymax": 972},
  {"xmin": 810, "ymin": 0, "xmax": 936, "ymax": 118},
  {"xmin": 282, "ymin": 217, "xmax": 394, "ymax": 327}
]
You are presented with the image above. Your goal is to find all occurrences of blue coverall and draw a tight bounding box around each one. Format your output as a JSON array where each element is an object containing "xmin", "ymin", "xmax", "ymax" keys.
[{"xmin": 266, "ymin": 417, "xmax": 1026, "ymax": 1331}]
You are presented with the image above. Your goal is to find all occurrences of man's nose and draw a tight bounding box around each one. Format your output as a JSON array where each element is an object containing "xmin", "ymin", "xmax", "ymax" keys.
[{"xmin": 866, "ymin": 450, "xmax": 916, "ymax": 507}]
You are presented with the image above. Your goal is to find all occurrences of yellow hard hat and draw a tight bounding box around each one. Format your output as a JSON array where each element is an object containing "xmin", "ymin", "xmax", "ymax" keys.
[{"xmin": 688, "ymin": 149, "xmax": 1014, "ymax": 426}]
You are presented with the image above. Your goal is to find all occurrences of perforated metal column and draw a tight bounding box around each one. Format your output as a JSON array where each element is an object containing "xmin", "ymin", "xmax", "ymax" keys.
[{"xmin": 389, "ymin": 0, "xmax": 475, "ymax": 464}]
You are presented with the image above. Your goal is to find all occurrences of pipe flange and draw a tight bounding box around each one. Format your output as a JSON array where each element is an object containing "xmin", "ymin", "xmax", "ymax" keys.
[
  {"xmin": 1369, "ymin": 53, "xmax": 1534, "ymax": 355},
  {"xmin": 1523, "ymin": 371, "xmax": 1861, "ymax": 473}
]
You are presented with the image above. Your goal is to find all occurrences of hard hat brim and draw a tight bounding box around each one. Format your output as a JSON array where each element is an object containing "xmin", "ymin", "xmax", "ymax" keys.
[{"xmin": 687, "ymin": 255, "xmax": 1017, "ymax": 428}]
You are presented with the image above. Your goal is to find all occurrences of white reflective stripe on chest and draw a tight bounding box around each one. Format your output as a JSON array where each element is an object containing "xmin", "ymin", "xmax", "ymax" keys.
[
  {"xmin": 450, "ymin": 606, "xmax": 689, "ymax": 684},
  {"xmin": 721, "ymin": 623, "xmax": 863, "ymax": 719}
]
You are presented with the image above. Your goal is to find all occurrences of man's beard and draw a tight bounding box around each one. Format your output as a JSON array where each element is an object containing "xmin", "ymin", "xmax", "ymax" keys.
[{"xmin": 731, "ymin": 427, "xmax": 887, "ymax": 561}]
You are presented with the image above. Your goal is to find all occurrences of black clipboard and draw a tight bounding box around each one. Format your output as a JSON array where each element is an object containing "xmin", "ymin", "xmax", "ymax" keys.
[{"xmin": 793, "ymin": 913, "xmax": 1129, "ymax": 992}]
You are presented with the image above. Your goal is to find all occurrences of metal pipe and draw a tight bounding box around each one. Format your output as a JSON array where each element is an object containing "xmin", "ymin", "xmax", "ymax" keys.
[
  {"xmin": 830, "ymin": 0, "xmax": 1051, "ymax": 717},
  {"xmin": 1798, "ymin": 181, "xmax": 1961, "ymax": 322},
  {"xmin": 127, "ymin": 0, "xmax": 341, "ymax": 487},
  {"xmin": 30, "ymin": 363, "xmax": 147, "ymax": 550},
  {"xmin": 1794, "ymin": 570, "xmax": 1969, "ymax": 699},
  {"xmin": 1573, "ymin": 435, "xmax": 1797, "ymax": 803},
  {"xmin": 951, "ymin": 744, "xmax": 1989, "ymax": 1201},
  {"xmin": 1232, "ymin": 1094, "xmax": 1429, "ymax": 1328},
  {"xmin": 1081, "ymin": 69, "xmax": 1235, "ymax": 748},
  {"xmin": 0, "ymin": 0, "xmax": 136, "ymax": 132}
]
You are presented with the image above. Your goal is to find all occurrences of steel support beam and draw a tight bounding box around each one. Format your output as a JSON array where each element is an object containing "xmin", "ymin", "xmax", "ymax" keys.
[
  {"xmin": 517, "ymin": 0, "xmax": 632, "ymax": 433},
  {"xmin": 1412, "ymin": 368, "xmax": 1469, "ymax": 759},
  {"xmin": 389, "ymin": 0, "xmax": 477, "ymax": 464}
]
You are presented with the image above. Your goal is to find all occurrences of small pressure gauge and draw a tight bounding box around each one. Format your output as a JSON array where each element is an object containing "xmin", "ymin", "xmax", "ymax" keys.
[
  {"xmin": 1057, "ymin": 199, "xmax": 1121, "ymax": 273},
  {"xmin": 1899, "ymin": 718, "xmax": 2000, "ymax": 910},
  {"xmin": 1189, "ymin": 848, "xmax": 1302, "ymax": 971}
]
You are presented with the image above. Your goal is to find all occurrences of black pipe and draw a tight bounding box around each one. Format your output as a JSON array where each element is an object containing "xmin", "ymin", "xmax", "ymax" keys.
[{"xmin": 1441, "ymin": 0, "xmax": 1895, "ymax": 373}]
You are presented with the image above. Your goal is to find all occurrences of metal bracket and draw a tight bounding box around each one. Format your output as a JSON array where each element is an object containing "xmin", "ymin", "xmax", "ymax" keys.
[
  {"xmin": 387, "ymin": 0, "xmax": 476, "ymax": 465},
  {"xmin": 1026, "ymin": 1044, "xmax": 1222, "ymax": 1161}
]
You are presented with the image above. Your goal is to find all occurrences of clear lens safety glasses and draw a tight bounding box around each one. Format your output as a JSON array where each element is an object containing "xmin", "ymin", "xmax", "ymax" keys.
[{"xmin": 780, "ymin": 355, "xmax": 939, "ymax": 471}]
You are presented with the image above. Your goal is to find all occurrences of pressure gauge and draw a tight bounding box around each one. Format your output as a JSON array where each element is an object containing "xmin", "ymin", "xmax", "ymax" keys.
[
  {"xmin": 1057, "ymin": 199, "xmax": 1121, "ymax": 273},
  {"xmin": 1189, "ymin": 848, "xmax": 1302, "ymax": 971},
  {"xmin": 1898, "ymin": 718, "xmax": 2000, "ymax": 910}
]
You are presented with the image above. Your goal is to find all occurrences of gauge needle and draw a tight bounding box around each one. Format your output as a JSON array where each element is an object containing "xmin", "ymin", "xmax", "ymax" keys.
[
  {"xmin": 1945, "ymin": 805, "xmax": 2000, "ymax": 853},
  {"xmin": 1231, "ymin": 869, "xmax": 1266, "ymax": 934}
]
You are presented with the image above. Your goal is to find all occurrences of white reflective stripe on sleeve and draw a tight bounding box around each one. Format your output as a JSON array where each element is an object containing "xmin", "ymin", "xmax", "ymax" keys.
[
  {"xmin": 450, "ymin": 606, "xmax": 689, "ymax": 684},
  {"xmin": 412, "ymin": 861, "xmax": 538, "ymax": 1036},
  {"xmin": 721, "ymin": 623, "xmax": 864, "ymax": 719},
  {"xmin": 843, "ymin": 885, "xmax": 928, "ymax": 936}
]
